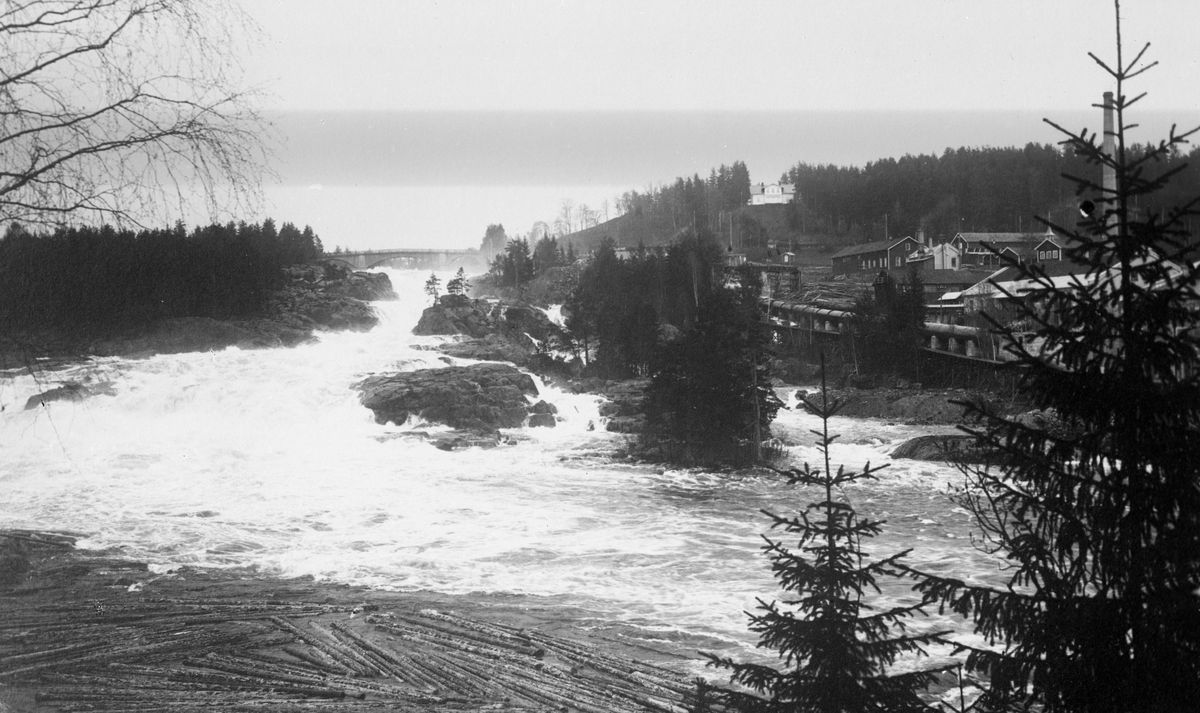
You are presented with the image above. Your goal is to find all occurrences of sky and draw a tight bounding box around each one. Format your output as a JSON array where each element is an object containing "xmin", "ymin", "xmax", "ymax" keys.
[{"xmin": 236, "ymin": 0, "xmax": 1200, "ymax": 249}]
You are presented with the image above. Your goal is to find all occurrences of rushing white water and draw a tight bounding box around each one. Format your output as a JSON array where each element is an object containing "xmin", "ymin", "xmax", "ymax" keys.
[{"xmin": 0, "ymin": 269, "xmax": 1005, "ymax": 671}]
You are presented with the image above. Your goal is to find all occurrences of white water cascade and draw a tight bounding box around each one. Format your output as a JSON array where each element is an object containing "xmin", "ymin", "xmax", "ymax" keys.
[{"xmin": 0, "ymin": 269, "xmax": 1004, "ymax": 668}]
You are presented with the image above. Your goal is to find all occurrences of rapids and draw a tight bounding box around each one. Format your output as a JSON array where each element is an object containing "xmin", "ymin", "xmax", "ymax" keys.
[{"xmin": 0, "ymin": 269, "xmax": 1005, "ymax": 672}]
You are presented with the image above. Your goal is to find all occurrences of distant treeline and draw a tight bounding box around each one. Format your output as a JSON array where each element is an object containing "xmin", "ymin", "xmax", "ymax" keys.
[
  {"xmin": 0, "ymin": 219, "xmax": 323, "ymax": 332},
  {"xmin": 782, "ymin": 142, "xmax": 1200, "ymax": 243},
  {"xmin": 611, "ymin": 161, "xmax": 753, "ymax": 235},
  {"xmin": 487, "ymin": 232, "xmax": 577, "ymax": 289},
  {"xmin": 570, "ymin": 141, "xmax": 1200, "ymax": 252}
]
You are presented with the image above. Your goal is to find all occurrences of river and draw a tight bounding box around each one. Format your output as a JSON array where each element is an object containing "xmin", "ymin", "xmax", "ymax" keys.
[{"xmin": 0, "ymin": 269, "xmax": 1006, "ymax": 675}]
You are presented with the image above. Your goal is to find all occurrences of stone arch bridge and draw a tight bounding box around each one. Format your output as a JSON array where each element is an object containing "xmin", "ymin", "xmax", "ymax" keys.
[{"xmin": 323, "ymin": 248, "xmax": 486, "ymax": 272}]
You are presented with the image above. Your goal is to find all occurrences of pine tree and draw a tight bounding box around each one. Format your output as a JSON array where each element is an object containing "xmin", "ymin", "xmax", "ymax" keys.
[
  {"xmin": 700, "ymin": 356, "xmax": 951, "ymax": 711},
  {"xmin": 899, "ymin": 5, "xmax": 1200, "ymax": 710},
  {"xmin": 423, "ymin": 272, "xmax": 441, "ymax": 304}
]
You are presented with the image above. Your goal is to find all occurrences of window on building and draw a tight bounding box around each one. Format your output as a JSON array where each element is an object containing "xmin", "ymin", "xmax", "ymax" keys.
[
  {"xmin": 951, "ymin": 257, "xmax": 957, "ymax": 268},
  {"xmin": 896, "ymin": 256, "xmax": 902, "ymax": 266}
]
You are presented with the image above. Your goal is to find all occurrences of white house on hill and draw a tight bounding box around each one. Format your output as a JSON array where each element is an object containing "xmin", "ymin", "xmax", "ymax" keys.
[{"xmin": 749, "ymin": 182, "xmax": 796, "ymax": 205}]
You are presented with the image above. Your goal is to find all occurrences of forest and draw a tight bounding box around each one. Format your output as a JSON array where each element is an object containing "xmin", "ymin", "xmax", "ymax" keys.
[
  {"xmin": 0, "ymin": 220, "xmax": 323, "ymax": 333},
  {"xmin": 781, "ymin": 141, "xmax": 1199, "ymax": 243},
  {"xmin": 569, "ymin": 142, "xmax": 1200, "ymax": 253}
]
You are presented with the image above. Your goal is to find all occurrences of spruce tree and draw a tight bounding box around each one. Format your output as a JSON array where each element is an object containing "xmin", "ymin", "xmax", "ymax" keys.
[
  {"xmin": 899, "ymin": 5, "xmax": 1200, "ymax": 710},
  {"xmin": 423, "ymin": 272, "xmax": 441, "ymax": 303},
  {"xmin": 446, "ymin": 267, "xmax": 469, "ymax": 297},
  {"xmin": 700, "ymin": 357, "xmax": 951, "ymax": 712}
]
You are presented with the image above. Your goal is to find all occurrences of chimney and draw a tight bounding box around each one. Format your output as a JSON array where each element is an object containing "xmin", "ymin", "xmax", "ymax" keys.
[
  {"xmin": 917, "ymin": 226, "xmax": 926, "ymax": 246},
  {"xmin": 1102, "ymin": 91, "xmax": 1117, "ymax": 203}
]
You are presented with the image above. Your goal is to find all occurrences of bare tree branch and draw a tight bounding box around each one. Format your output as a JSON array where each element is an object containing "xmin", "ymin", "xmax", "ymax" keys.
[{"xmin": 0, "ymin": 0, "xmax": 272, "ymax": 229}]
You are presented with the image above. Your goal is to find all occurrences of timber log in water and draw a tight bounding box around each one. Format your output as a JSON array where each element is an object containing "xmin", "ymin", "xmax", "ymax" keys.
[{"xmin": 0, "ymin": 531, "xmax": 691, "ymax": 712}]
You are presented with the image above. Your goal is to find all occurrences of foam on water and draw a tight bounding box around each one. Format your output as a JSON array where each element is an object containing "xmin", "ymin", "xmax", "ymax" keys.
[{"xmin": 0, "ymin": 269, "xmax": 1004, "ymax": 667}]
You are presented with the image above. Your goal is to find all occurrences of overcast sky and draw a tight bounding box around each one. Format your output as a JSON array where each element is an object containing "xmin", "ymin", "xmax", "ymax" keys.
[
  {"xmin": 235, "ymin": 1, "xmax": 1200, "ymax": 248},
  {"xmin": 242, "ymin": 0, "xmax": 1200, "ymax": 113}
]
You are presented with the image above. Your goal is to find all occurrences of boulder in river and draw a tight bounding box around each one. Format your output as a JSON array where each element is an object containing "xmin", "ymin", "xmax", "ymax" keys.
[
  {"xmin": 24, "ymin": 380, "xmax": 115, "ymax": 410},
  {"xmin": 890, "ymin": 434, "xmax": 994, "ymax": 464},
  {"xmin": 356, "ymin": 362, "xmax": 539, "ymax": 431},
  {"xmin": 430, "ymin": 333, "xmax": 531, "ymax": 365},
  {"xmin": 528, "ymin": 413, "xmax": 556, "ymax": 428}
]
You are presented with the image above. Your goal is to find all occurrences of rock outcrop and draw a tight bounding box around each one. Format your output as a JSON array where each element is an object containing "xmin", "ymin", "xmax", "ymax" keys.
[
  {"xmin": 430, "ymin": 333, "xmax": 532, "ymax": 365},
  {"xmin": 23, "ymin": 380, "xmax": 116, "ymax": 410},
  {"xmin": 315, "ymin": 263, "xmax": 398, "ymax": 302},
  {"xmin": 568, "ymin": 378, "xmax": 648, "ymax": 434},
  {"xmin": 808, "ymin": 387, "xmax": 1002, "ymax": 425},
  {"xmin": 268, "ymin": 264, "xmax": 396, "ymax": 333},
  {"xmin": 413, "ymin": 295, "xmax": 568, "ymax": 368},
  {"xmin": 890, "ymin": 434, "xmax": 993, "ymax": 464},
  {"xmin": 528, "ymin": 400, "xmax": 558, "ymax": 428},
  {"xmin": 356, "ymin": 362, "xmax": 542, "ymax": 431}
]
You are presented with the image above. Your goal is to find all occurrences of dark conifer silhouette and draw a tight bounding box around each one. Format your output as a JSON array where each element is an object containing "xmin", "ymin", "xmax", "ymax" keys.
[
  {"xmin": 0, "ymin": 219, "xmax": 323, "ymax": 334},
  {"xmin": 423, "ymin": 272, "xmax": 441, "ymax": 304},
  {"xmin": 644, "ymin": 276, "xmax": 779, "ymax": 465},
  {"xmin": 899, "ymin": 4, "xmax": 1200, "ymax": 710},
  {"xmin": 699, "ymin": 356, "xmax": 951, "ymax": 712},
  {"xmin": 446, "ymin": 267, "xmax": 470, "ymax": 296}
]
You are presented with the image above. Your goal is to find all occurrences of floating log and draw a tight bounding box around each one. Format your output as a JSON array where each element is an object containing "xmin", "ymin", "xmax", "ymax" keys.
[{"xmin": 3, "ymin": 533, "xmax": 695, "ymax": 711}]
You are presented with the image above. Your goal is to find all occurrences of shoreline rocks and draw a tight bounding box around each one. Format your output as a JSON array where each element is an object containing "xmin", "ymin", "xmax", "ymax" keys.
[
  {"xmin": 356, "ymin": 362, "xmax": 550, "ymax": 432},
  {"xmin": 575, "ymin": 378, "xmax": 648, "ymax": 434},
  {"xmin": 413, "ymin": 294, "xmax": 569, "ymax": 369},
  {"xmin": 800, "ymin": 386, "xmax": 1012, "ymax": 425},
  {"xmin": 23, "ymin": 379, "xmax": 117, "ymax": 410},
  {"xmin": 889, "ymin": 434, "xmax": 993, "ymax": 464}
]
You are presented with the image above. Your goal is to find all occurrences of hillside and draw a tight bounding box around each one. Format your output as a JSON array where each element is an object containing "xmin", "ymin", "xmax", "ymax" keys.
[{"xmin": 561, "ymin": 203, "xmax": 834, "ymax": 260}]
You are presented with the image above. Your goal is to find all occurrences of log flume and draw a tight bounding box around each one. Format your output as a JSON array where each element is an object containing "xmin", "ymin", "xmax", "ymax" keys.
[{"xmin": 1, "ymin": 530, "xmax": 692, "ymax": 712}]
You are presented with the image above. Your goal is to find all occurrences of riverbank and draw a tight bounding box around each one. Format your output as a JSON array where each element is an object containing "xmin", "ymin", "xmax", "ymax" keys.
[
  {"xmin": 0, "ymin": 530, "xmax": 694, "ymax": 712},
  {"xmin": 2, "ymin": 263, "xmax": 394, "ymax": 376},
  {"xmin": 817, "ymin": 385, "xmax": 1023, "ymax": 425}
]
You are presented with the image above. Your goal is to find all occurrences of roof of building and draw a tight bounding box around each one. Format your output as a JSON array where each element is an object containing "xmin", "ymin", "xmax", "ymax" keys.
[
  {"xmin": 960, "ymin": 262, "xmax": 1095, "ymax": 297},
  {"xmin": 954, "ymin": 231, "xmax": 1058, "ymax": 247},
  {"xmin": 749, "ymin": 182, "xmax": 796, "ymax": 195},
  {"xmin": 831, "ymin": 236, "xmax": 918, "ymax": 259},
  {"xmin": 883, "ymin": 268, "xmax": 993, "ymax": 285}
]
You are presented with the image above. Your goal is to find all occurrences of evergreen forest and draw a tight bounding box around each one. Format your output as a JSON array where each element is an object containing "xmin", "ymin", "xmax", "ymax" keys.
[
  {"xmin": 0, "ymin": 219, "xmax": 323, "ymax": 333},
  {"xmin": 569, "ymin": 143, "xmax": 1200, "ymax": 253}
]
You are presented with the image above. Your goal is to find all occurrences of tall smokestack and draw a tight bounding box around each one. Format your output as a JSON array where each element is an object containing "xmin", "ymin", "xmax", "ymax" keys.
[{"xmin": 1102, "ymin": 91, "xmax": 1117, "ymax": 202}]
